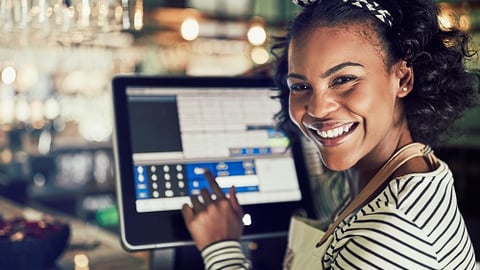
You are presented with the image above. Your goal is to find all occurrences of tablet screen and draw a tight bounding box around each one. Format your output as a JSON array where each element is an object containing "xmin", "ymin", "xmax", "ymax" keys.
[{"xmin": 112, "ymin": 76, "xmax": 313, "ymax": 251}]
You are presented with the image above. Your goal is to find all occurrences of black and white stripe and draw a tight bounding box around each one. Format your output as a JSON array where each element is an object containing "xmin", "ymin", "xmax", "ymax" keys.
[
  {"xmin": 201, "ymin": 241, "xmax": 251, "ymax": 270},
  {"xmin": 323, "ymin": 160, "xmax": 476, "ymax": 269},
  {"xmin": 292, "ymin": 0, "xmax": 394, "ymax": 27}
]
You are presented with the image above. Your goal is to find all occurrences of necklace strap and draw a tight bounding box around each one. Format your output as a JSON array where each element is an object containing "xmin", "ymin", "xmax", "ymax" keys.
[{"xmin": 316, "ymin": 143, "xmax": 438, "ymax": 247}]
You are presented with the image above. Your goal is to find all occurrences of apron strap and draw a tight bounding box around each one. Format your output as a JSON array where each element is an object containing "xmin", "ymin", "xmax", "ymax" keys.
[{"xmin": 316, "ymin": 142, "xmax": 438, "ymax": 247}]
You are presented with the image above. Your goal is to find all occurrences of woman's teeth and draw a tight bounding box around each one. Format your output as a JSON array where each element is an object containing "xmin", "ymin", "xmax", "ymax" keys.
[{"xmin": 316, "ymin": 124, "xmax": 352, "ymax": 139}]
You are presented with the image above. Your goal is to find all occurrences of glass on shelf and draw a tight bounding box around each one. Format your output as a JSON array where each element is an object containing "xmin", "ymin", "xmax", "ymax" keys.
[{"xmin": 0, "ymin": 0, "xmax": 142, "ymax": 48}]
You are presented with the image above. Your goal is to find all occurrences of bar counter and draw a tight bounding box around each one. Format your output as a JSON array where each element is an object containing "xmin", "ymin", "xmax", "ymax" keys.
[{"xmin": 0, "ymin": 197, "xmax": 149, "ymax": 270}]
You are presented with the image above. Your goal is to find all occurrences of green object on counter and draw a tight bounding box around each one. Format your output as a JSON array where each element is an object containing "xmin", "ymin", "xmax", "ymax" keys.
[{"xmin": 96, "ymin": 206, "xmax": 119, "ymax": 227}]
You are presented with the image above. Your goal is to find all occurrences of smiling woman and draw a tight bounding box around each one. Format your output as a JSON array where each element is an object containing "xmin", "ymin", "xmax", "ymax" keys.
[
  {"xmin": 181, "ymin": 0, "xmax": 479, "ymax": 269},
  {"xmin": 287, "ymin": 23, "xmax": 415, "ymax": 174}
]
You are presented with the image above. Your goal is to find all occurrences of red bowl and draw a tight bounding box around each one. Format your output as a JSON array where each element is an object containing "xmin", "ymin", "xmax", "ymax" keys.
[{"xmin": 0, "ymin": 218, "xmax": 70, "ymax": 270}]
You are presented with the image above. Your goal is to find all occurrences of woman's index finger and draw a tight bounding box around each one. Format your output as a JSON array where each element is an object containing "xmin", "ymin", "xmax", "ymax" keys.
[{"xmin": 204, "ymin": 170, "xmax": 225, "ymax": 198}]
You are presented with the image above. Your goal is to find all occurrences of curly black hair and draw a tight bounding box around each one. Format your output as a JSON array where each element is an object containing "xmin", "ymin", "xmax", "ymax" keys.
[{"xmin": 272, "ymin": 0, "xmax": 479, "ymax": 147}]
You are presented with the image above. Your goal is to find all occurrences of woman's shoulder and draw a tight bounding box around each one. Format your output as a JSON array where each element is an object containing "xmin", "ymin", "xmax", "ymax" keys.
[
  {"xmin": 334, "ymin": 159, "xmax": 455, "ymax": 244},
  {"xmin": 383, "ymin": 159, "xmax": 452, "ymax": 211}
]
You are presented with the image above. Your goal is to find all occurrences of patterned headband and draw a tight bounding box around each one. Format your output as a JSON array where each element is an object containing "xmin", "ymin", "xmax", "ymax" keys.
[{"xmin": 292, "ymin": 0, "xmax": 394, "ymax": 27}]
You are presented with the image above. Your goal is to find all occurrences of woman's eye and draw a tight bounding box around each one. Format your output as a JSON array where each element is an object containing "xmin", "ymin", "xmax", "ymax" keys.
[
  {"xmin": 289, "ymin": 83, "xmax": 311, "ymax": 92},
  {"xmin": 331, "ymin": 75, "xmax": 357, "ymax": 86}
]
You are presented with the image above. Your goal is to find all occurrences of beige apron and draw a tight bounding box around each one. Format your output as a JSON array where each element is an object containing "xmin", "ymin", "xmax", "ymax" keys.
[{"xmin": 283, "ymin": 216, "xmax": 328, "ymax": 269}]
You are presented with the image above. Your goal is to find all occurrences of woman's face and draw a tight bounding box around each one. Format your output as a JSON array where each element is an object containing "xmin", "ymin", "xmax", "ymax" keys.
[{"xmin": 287, "ymin": 24, "xmax": 410, "ymax": 172}]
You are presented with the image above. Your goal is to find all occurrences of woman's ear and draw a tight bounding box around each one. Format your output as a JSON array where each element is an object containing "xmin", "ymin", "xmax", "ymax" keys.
[{"xmin": 395, "ymin": 60, "xmax": 414, "ymax": 98}]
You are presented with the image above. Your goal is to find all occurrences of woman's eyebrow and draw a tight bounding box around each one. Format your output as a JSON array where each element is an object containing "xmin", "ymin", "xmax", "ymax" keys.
[
  {"xmin": 286, "ymin": 62, "xmax": 364, "ymax": 81},
  {"xmin": 286, "ymin": 73, "xmax": 308, "ymax": 81},
  {"xmin": 321, "ymin": 62, "xmax": 363, "ymax": 78}
]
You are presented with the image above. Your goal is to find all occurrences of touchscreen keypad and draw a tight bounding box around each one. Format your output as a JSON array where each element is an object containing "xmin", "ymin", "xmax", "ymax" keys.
[
  {"xmin": 134, "ymin": 164, "xmax": 188, "ymax": 199},
  {"xmin": 150, "ymin": 164, "xmax": 187, "ymax": 198}
]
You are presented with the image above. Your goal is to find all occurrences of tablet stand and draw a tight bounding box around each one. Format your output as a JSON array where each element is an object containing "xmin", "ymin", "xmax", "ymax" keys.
[
  {"xmin": 149, "ymin": 243, "xmax": 252, "ymax": 270},
  {"xmin": 149, "ymin": 245, "xmax": 206, "ymax": 269},
  {"xmin": 149, "ymin": 248, "xmax": 175, "ymax": 270}
]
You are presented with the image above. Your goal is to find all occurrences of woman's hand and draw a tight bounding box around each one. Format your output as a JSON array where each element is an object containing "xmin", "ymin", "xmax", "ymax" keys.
[{"xmin": 181, "ymin": 170, "xmax": 244, "ymax": 251}]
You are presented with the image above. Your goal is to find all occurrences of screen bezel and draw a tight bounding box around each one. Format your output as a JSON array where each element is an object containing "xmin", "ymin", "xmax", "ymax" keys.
[{"xmin": 112, "ymin": 75, "xmax": 315, "ymax": 251}]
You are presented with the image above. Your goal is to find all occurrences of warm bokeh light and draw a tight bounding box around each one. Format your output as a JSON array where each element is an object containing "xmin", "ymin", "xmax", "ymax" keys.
[
  {"xmin": 74, "ymin": 253, "xmax": 89, "ymax": 270},
  {"xmin": 30, "ymin": 101, "xmax": 45, "ymax": 129},
  {"xmin": 438, "ymin": 13, "xmax": 455, "ymax": 29},
  {"xmin": 181, "ymin": 17, "xmax": 200, "ymax": 41},
  {"xmin": 0, "ymin": 149, "xmax": 13, "ymax": 164},
  {"xmin": 16, "ymin": 65, "xmax": 39, "ymax": 92},
  {"xmin": 15, "ymin": 94, "xmax": 30, "ymax": 122},
  {"xmin": 0, "ymin": 98, "xmax": 14, "ymax": 124},
  {"xmin": 134, "ymin": 0, "xmax": 144, "ymax": 31},
  {"xmin": 459, "ymin": 14, "xmax": 471, "ymax": 32},
  {"xmin": 438, "ymin": 4, "xmax": 456, "ymax": 30},
  {"xmin": 44, "ymin": 97, "xmax": 61, "ymax": 120},
  {"xmin": 247, "ymin": 25, "xmax": 267, "ymax": 46},
  {"xmin": 1, "ymin": 66, "xmax": 17, "ymax": 85},
  {"xmin": 250, "ymin": 47, "xmax": 269, "ymax": 65}
]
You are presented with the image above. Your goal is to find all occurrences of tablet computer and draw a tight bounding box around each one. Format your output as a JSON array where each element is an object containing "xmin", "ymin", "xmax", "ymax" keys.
[{"xmin": 112, "ymin": 75, "xmax": 314, "ymax": 251}]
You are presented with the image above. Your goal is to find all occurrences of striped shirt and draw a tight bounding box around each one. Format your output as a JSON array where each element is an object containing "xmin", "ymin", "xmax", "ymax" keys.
[
  {"xmin": 201, "ymin": 241, "xmax": 251, "ymax": 270},
  {"xmin": 323, "ymin": 160, "xmax": 476, "ymax": 269},
  {"xmin": 201, "ymin": 160, "xmax": 477, "ymax": 269}
]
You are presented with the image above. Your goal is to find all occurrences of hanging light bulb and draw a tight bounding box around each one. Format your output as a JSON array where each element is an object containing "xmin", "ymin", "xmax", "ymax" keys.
[
  {"xmin": 250, "ymin": 47, "xmax": 269, "ymax": 65},
  {"xmin": 438, "ymin": 3, "xmax": 456, "ymax": 30},
  {"xmin": 181, "ymin": 17, "xmax": 200, "ymax": 41},
  {"xmin": 247, "ymin": 24, "xmax": 267, "ymax": 46},
  {"xmin": 134, "ymin": 0, "xmax": 144, "ymax": 31}
]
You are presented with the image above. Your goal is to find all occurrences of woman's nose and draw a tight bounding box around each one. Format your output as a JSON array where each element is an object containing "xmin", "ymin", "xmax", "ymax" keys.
[{"xmin": 306, "ymin": 90, "xmax": 338, "ymax": 118}]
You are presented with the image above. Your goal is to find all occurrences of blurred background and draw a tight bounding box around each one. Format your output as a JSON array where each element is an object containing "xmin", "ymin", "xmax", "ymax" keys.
[
  {"xmin": 0, "ymin": 0, "xmax": 479, "ymax": 268},
  {"xmin": 0, "ymin": 0, "xmax": 301, "ymax": 229}
]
